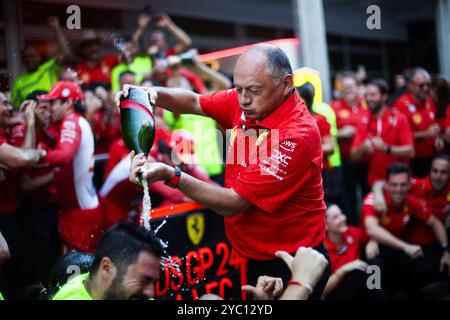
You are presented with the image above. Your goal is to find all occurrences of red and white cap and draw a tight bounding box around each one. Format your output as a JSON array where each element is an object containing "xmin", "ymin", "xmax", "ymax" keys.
[{"xmin": 38, "ymin": 81, "xmax": 84, "ymax": 101}]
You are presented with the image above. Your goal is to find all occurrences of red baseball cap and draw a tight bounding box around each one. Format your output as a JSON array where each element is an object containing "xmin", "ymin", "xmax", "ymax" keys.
[{"xmin": 38, "ymin": 81, "xmax": 84, "ymax": 101}]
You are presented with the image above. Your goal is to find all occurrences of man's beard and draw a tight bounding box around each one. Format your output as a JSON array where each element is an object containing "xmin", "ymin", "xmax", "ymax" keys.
[
  {"xmin": 103, "ymin": 273, "xmax": 148, "ymax": 300},
  {"xmin": 369, "ymin": 101, "xmax": 383, "ymax": 115},
  {"xmin": 104, "ymin": 273, "xmax": 127, "ymax": 300}
]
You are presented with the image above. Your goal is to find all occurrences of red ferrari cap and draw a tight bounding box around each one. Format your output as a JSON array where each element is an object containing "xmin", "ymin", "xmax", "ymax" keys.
[{"xmin": 38, "ymin": 81, "xmax": 84, "ymax": 101}]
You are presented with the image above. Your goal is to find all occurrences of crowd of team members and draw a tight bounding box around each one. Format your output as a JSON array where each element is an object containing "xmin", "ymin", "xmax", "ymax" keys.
[{"xmin": 0, "ymin": 11, "xmax": 449, "ymax": 300}]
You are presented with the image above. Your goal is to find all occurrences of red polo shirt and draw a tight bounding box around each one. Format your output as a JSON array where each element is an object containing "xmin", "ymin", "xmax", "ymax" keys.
[
  {"xmin": 89, "ymin": 110, "xmax": 121, "ymax": 155},
  {"xmin": 10, "ymin": 124, "xmax": 58, "ymax": 204},
  {"xmin": 74, "ymin": 55, "xmax": 119, "ymax": 86},
  {"xmin": 311, "ymin": 112, "xmax": 332, "ymax": 170},
  {"xmin": 331, "ymin": 97, "xmax": 368, "ymax": 161},
  {"xmin": 325, "ymin": 226, "xmax": 365, "ymax": 273},
  {"xmin": 441, "ymin": 105, "xmax": 450, "ymax": 155},
  {"xmin": 361, "ymin": 191, "xmax": 431, "ymax": 238},
  {"xmin": 0, "ymin": 131, "xmax": 19, "ymax": 214},
  {"xmin": 404, "ymin": 177, "xmax": 450, "ymax": 245},
  {"xmin": 393, "ymin": 92, "xmax": 437, "ymax": 158},
  {"xmin": 199, "ymin": 89, "xmax": 326, "ymax": 260},
  {"xmin": 352, "ymin": 107, "xmax": 414, "ymax": 186}
]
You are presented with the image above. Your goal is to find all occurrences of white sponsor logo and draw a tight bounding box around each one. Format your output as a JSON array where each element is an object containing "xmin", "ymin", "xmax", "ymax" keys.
[
  {"xmin": 271, "ymin": 149, "xmax": 292, "ymax": 166},
  {"xmin": 61, "ymin": 88, "xmax": 71, "ymax": 97},
  {"xmin": 63, "ymin": 120, "xmax": 76, "ymax": 130},
  {"xmin": 258, "ymin": 163, "xmax": 284, "ymax": 181},
  {"xmin": 262, "ymin": 159, "xmax": 287, "ymax": 175},
  {"xmin": 280, "ymin": 140, "xmax": 297, "ymax": 152}
]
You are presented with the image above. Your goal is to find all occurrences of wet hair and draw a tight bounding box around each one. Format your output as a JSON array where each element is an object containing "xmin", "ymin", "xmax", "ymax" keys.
[
  {"xmin": 297, "ymin": 82, "xmax": 315, "ymax": 110},
  {"xmin": 121, "ymin": 34, "xmax": 133, "ymax": 43},
  {"xmin": 406, "ymin": 67, "xmax": 430, "ymax": 82},
  {"xmin": 366, "ymin": 78, "xmax": 389, "ymax": 95},
  {"xmin": 386, "ymin": 163, "xmax": 411, "ymax": 181},
  {"xmin": 90, "ymin": 221, "xmax": 165, "ymax": 280}
]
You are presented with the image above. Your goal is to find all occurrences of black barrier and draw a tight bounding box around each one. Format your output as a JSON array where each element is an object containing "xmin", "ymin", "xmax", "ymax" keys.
[{"xmin": 149, "ymin": 203, "xmax": 247, "ymax": 300}]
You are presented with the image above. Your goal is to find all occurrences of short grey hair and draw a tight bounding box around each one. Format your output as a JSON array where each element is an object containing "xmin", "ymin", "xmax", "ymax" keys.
[
  {"xmin": 247, "ymin": 44, "xmax": 293, "ymax": 82},
  {"xmin": 406, "ymin": 67, "xmax": 430, "ymax": 82}
]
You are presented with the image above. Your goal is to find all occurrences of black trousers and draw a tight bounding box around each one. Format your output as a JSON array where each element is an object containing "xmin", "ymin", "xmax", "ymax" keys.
[
  {"xmin": 17, "ymin": 203, "xmax": 61, "ymax": 287},
  {"xmin": 322, "ymin": 166, "xmax": 355, "ymax": 225},
  {"xmin": 377, "ymin": 243, "xmax": 448, "ymax": 297},
  {"xmin": 341, "ymin": 161, "xmax": 369, "ymax": 225},
  {"xmin": 246, "ymin": 243, "xmax": 331, "ymax": 300},
  {"xmin": 0, "ymin": 212, "xmax": 31, "ymax": 299},
  {"xmin": 325, "ymin": 269, "xmax": 388, "ymax": 300}
]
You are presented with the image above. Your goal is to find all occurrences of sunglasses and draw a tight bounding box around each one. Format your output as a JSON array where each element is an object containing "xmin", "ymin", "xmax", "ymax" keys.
[{"xmin": 413, "ymin": 81, "xmax": 431, "ymax": 89}]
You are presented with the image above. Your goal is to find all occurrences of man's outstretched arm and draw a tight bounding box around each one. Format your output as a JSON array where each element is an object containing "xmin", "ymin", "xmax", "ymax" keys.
[{"xmin": 116, "ymin": 84, "xmax": 205, "ymax": 116}]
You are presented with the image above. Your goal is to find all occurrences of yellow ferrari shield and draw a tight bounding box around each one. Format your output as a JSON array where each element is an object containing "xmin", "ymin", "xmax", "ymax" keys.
[{"xmin": 187, "ymin": 213, "xmax": 205, "ymax": 246}]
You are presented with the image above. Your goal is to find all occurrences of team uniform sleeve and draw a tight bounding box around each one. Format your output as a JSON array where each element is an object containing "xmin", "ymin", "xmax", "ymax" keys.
[
  {"xmin": 361, "ymin": 194, "xmax": 379, "ymax": 224},
  {"xmin": 391, "ymin": 96, "xmax": 404, "ymax": 113},
  {"xmin": 44, "ymin": 118, "xmax": 81, "ymax": 166},
  {"xmin": 199, "ymin": 89, "xmax": 238, "ymax": 130},
  {"xmin": 232, "ymin": 134, "xmax": 320, "ymax": 214}
]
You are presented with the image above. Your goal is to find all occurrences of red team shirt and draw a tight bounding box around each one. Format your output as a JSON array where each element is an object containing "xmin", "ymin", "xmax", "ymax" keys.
[
  {"xmin": 311, "ymin": 112, "xmax": 332, "ymax": 170},
  {"xmin": 404, "ymin": 177, "xmax": 450, "ymax": 245},
  {"xmin": 331, "ymin": 97, "xmax": 368, "ymax": 161},
  {"xmin": 42, "ymin": 112, "xmax": 102, "ymax": 253},
  {"xmin": 352, "ymin": 107, "xmax": 414, "ymax": 186},
  {"xmin": 10, "ymin": 124, "xmax": 58, "ymax": 204},
  {"xmin": 393, "ymin": 92, "xmax": 437, "ymax": 158},
  {"xmin": 74, "ymin": 55, "xmax": 119, "ymax": 86},
  {"xmin": 361, "ymin": 191, "xmax": 431, "ymax": 238},
  {"xmin": 438, "ymin": 105, "xmax": 450, "ymax": 155},
  {"xmin": 199, "ymin": 89, "xmax": 326, "ymax": 260},
  {"xmin": 324, "ymin": 226, "xmax": 365, "ymax": 273},
  {"xmin": 89, "ymin": 109, "xmax": 121, "ymax": 155}
]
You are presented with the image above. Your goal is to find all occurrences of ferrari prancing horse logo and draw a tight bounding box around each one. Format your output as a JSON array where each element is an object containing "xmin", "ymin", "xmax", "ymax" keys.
[{"xmin": 187, "ymin": 212, "xmax": 205, "ymax": 245}]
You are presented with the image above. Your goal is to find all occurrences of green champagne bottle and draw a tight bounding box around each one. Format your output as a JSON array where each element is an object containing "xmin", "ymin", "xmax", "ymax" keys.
[{"xmin": 119, "ymin": 88, "xmax": 155, "ymax": 156}]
